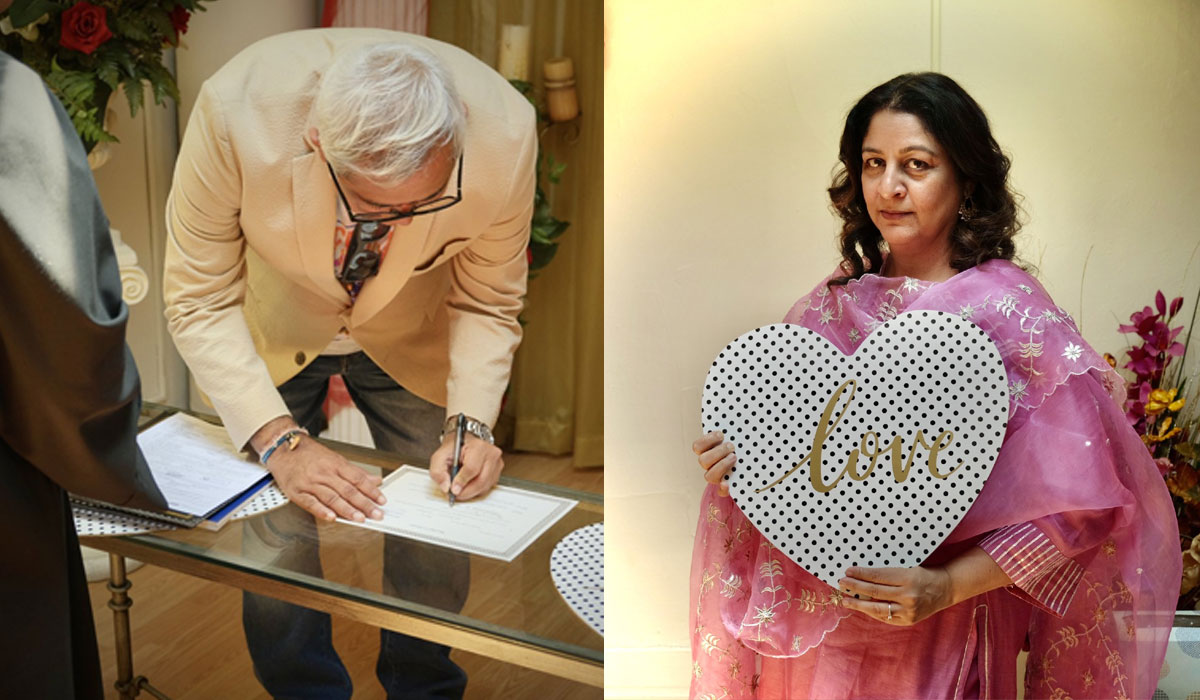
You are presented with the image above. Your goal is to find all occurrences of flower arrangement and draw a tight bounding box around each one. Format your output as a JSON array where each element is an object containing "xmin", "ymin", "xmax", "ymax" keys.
[
  {"xmin": 0, "ymin": 0, "xmax": 211, "ymax": 153},
  {"xmin": 1109, "ymin": 291, "xmax": 1200, "ymax": 609}
]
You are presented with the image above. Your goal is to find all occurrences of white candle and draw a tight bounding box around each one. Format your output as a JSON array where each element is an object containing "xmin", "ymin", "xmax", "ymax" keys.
[{"xmin": 498, "ymin": 24, "xmax": 531, "ymax": 82}]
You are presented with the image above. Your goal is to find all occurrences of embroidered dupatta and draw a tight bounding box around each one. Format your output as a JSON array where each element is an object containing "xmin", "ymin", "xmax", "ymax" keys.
[{"xmin": 690, "ymin": 260, "xmax": 1179, "ymax": 699}]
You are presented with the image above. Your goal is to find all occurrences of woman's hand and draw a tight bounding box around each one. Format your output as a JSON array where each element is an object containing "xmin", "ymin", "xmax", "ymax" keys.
[
  {"xmin": 838, "ymin": 565, "xmax": 954, "ymax": 626},
  {"xmin": 838, "ymin": 546, "xmax": 1011, "ymax": 625},
  {"xmin": 692, "ymin": 431, "xmax": 736, "ymax": 496}
]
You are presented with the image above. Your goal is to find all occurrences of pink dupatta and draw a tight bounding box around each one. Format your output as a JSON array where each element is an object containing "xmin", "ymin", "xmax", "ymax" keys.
[{"xmin": 690, "ymin": 260, "xmax": 1180, "ymax": 699}]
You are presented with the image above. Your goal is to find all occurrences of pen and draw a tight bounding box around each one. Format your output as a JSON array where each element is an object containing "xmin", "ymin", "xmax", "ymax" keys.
[{"xmin": 449, "ymin": 413, "xmax": 466, "ymax": 506}]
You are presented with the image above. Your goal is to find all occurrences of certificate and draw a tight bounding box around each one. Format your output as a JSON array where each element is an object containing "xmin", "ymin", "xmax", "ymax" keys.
[{"xmin": 338, "ymin": 466, "xmax": 577, "ymax": 561}]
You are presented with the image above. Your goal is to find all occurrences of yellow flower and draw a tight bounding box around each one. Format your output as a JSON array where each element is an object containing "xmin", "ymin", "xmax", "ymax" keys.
[
  {"xmin": 1145, "ymin": 387, "xmax": 1185, "ymax": 416},
  {"xmin": 1142, "ymin": 416, "xmax": 1182, "ymax": 445},
  {"xmin": 0, "ymin": 13, "xmax": 48, "ymax": 42}
]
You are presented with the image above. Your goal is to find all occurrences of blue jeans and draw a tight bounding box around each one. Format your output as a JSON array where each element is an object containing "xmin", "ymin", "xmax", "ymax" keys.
[{"xmin": 242, "ymin": 353, "xmax": 469, "ymax": 699}]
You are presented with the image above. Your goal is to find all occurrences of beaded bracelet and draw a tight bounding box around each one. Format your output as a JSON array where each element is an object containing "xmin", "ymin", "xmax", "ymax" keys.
[{"xmin": 259, "ymin": 426, "xmax": 309, "ymax": 466}]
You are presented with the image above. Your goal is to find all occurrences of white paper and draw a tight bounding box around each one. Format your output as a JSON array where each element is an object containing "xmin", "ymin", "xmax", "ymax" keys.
[
  {"xmin": 137, "ymin": 413, "xmax": 270, "ymax": 517},
  {"xmin": 338, "ymin": 466, "xmax": 577, "ymax": 562}
]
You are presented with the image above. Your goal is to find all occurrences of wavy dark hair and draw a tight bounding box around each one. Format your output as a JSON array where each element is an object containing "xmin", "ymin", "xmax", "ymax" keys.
[{"xmin": 828, "ymin": 72, "xmax": 1021, "ymax": 286}]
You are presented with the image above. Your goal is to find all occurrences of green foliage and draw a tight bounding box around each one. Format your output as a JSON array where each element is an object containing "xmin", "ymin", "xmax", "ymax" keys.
[
  {"xmin": 508, "ymin": 78, "xmax": 571, "ymax": 278},
  {"xmin": 0, "ymin": 0, "xmax": 213, "ymax": 153}
]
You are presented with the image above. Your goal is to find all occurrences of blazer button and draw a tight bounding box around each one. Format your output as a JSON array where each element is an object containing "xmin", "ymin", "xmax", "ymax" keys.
[{"xmin": 294, "ymin": 351, "xmax": 306, "ymax": 365}]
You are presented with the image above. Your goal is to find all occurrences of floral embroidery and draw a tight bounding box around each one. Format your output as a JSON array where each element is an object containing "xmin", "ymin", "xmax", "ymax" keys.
[
  {"xmin": 876, "ymin": 300, "xmax": 898, "ymax": 322},
  {"xmin": 1018, "ymin": 340, "xmax": 1045, "ymax": 360},
  {"xmin": 1028, "ymin": 573, "xmax": 1131, "ymax": 699},
  {"xmin": 700, "ymin": 632, "xmax": 735, "ymax": 661},
  {"xmin": 1062, "ymin": 343, "xmax": 1083, "ymax": 362},
  {"xmin": 1010, "ymin": 378, "xmax": 1030, "ymax": 402},
  {"xmin": 902, "ymin": 277, "xmax": 921, "ymax": 292},
  {"xmin": 1019, "ymin": 283, "xmax": 1034, "ymax": 294},
  {"xmin": 958, "ymin": 304, "xmax": 976, "ymax": 320},
  {"xmin": 720, "ymin": 573, "xmax": 743, "ymax": 598},
  {"xmin": 742, "ymin": 553, "xmax": 792, "ymax": 644},
  {"xmin": 995, "ymin": 294, "xmax": 1019, "ymax": 318}
]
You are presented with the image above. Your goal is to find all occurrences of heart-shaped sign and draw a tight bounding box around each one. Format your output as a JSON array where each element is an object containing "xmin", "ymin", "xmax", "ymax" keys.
[{"xmin": 701, "ymin": 310, "xmax": 1009, "ymax": 587}]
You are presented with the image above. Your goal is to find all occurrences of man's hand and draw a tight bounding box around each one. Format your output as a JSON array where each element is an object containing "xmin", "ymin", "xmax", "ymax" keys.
[
  {"xmin": 252, "ymin": 417, "xmax": 386, "ymax": 522},
  {"xmin": 429, "ymin": 432, "xmax": 503, "ymax": 501}
]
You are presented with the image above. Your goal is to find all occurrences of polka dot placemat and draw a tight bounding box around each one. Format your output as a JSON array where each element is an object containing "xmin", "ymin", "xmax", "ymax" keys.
[
  {"xmin": 230, "ymin": 483, "xmax": 289, "ymax": 519},
  {"xmin": 73, "ymin": 506, "xmax": 177, "ymax": 537},
  {"xmin": 702, "ymin": 312, "xmax": 1009, "ymax": 587},
  {"xmin": 550, "ymin": 523, "xmax": 603, "ymax": 636},
  {"xmin": 73, "ymin": 483, "xmax": 289, "ymax": 537}
]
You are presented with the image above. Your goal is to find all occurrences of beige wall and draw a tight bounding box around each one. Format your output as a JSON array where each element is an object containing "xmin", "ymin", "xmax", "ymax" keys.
[
  {"xmin": 92, "ymin": 73, "xmax": 187, "ymax": 405},
  {"xmin": 93, "ymin": 1, "xmax": 320, "ymax": 410},
  {"xmin": 605, "ymin": 1, "xmax": 1200, "ymax": 696}
]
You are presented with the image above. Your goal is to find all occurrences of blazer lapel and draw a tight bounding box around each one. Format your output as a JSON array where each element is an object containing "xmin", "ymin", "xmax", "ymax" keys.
[
  {"xmin": 291, "ymin": 151, "xmax": 350, "ymax": 305},
  {"xmin": 350, "ymin": 214, "xmax": 434, "ymax": 326}
]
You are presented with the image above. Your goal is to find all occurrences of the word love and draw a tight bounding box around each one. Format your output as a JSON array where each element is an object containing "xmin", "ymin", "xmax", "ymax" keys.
[{"xmin": 756, "ymin": 379, "xmax": 964, "ymax": 495}]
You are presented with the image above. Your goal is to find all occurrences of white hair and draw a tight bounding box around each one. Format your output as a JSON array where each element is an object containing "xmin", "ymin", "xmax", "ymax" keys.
[{"xmin": 315, "ymin": 42, "xmax": 464, "ymax": 184}]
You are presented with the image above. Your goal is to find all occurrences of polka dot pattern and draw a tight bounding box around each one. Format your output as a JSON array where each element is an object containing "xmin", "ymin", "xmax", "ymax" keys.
[
  {"xmin": 701, "ymin": 312, "xmax": 1009, "ymax": 586},
  {"xmin": 550, "ymin": 523, "xmax": 603, "ymax": 636},
  {"xmin": 1178, "ymin": 627, "xmax": 1200, "ymax": 659},
  {"xmin": 73, "ymin": 505, "xmax": 176, "ymax": 537},
  {"xmin": 73, "ymin": 483, "xmax": 289, "ymax": 537},
  {"xmin": 230, "ymin": 483, "xmax": 290, "ymax": 520}
]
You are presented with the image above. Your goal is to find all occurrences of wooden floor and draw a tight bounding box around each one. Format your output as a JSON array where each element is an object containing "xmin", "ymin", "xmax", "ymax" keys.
[{"xmin": 87, "ymin": 452, "xmax": 603, "ymax": 699}]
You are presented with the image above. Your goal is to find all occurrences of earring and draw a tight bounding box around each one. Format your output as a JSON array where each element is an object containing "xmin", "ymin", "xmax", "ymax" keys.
[{"xmin": 958, "ymin": 196, "xmax": 975, "ymax": 222}]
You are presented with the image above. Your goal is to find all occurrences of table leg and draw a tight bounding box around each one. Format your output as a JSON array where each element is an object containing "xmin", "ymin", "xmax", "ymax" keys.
[
  {"xmin": 105, "ymin": 553, "xmax": 173, "ymax": 700},
  {"xmin": 107, "ymin": 553, "xmax": 136, "ymax": 699}
]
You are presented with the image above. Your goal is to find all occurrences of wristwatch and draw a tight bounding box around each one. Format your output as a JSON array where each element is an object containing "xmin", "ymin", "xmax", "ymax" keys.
[{"xmin": 442, "ymin": 413, "xmax": 495, "ymax": 445}]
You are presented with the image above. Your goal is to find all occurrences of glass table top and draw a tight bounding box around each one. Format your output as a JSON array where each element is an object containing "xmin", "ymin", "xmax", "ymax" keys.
[{"xmin": 102, "ymin": 404, "xmax": 603, "ymax": 667}]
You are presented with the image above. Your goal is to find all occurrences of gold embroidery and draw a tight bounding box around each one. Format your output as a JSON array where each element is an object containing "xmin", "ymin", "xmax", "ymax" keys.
[
  {"xmin": 724, "ymin": 522, "xmax": 751, "ymax": 553},
  {"xmin": 700, "ymin": 632, "xmax": 735, "ymax": 661},
  {"xmin": 1028, "ymin": 573, "xmax": 1130, "ymax": 699}
]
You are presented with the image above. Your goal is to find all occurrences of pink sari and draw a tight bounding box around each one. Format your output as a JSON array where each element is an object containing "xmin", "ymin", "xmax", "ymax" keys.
[{"xmin": 690, "ymin": 260, "xmax": 1180, "ymax": 699}]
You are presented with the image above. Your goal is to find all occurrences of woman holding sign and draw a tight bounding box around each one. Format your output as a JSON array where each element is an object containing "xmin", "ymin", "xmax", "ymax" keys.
[{"xmin": 690, "ymin": 73, "xmax": 1179, "ymax": 699}]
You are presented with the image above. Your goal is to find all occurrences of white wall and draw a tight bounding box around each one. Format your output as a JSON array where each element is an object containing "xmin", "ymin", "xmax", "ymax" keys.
[{"xmin": 604, "ymin": 1, "xmax": 1200, "ymax": 697}]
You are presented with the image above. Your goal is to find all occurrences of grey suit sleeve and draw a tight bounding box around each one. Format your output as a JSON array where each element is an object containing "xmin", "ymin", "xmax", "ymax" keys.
[{"xmin": 0, "ymin": 54, "xmax": 166, "ymax": 511}]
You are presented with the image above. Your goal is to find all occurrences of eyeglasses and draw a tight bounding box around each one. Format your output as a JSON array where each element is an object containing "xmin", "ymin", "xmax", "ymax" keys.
[{"xmin": 327, "ymin": 153, "xmax": 463, "ymax": 224}]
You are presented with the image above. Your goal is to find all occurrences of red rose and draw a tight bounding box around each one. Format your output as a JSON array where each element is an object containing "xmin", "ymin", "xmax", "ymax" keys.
[
  {"xmin": 59, "ymin": 1, "xmax": 113, "ymax": 55},
  {"xmin": 169, "ymin": 5, "xmax": 190, "ymax": 41}
]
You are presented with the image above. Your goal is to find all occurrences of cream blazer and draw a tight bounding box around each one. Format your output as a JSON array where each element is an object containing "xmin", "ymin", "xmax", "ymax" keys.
[{"xmin": 164, "ymin": 29, "xmax": 535, "ymax": 450}]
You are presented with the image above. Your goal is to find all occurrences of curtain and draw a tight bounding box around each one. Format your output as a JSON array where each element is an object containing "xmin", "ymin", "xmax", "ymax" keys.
[
  {"xmin": 321, "ymin": 0, "xmax": 429, "ymax": 33},
  {"xmin": 429, "ymin": 0, "xmax": 603, "ymax": 466}
]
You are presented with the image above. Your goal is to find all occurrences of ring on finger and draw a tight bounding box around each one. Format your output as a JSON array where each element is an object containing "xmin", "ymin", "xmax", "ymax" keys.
[{"xmin": 886, "ymin": 602, "xmax": 893, "ymax": 621}]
